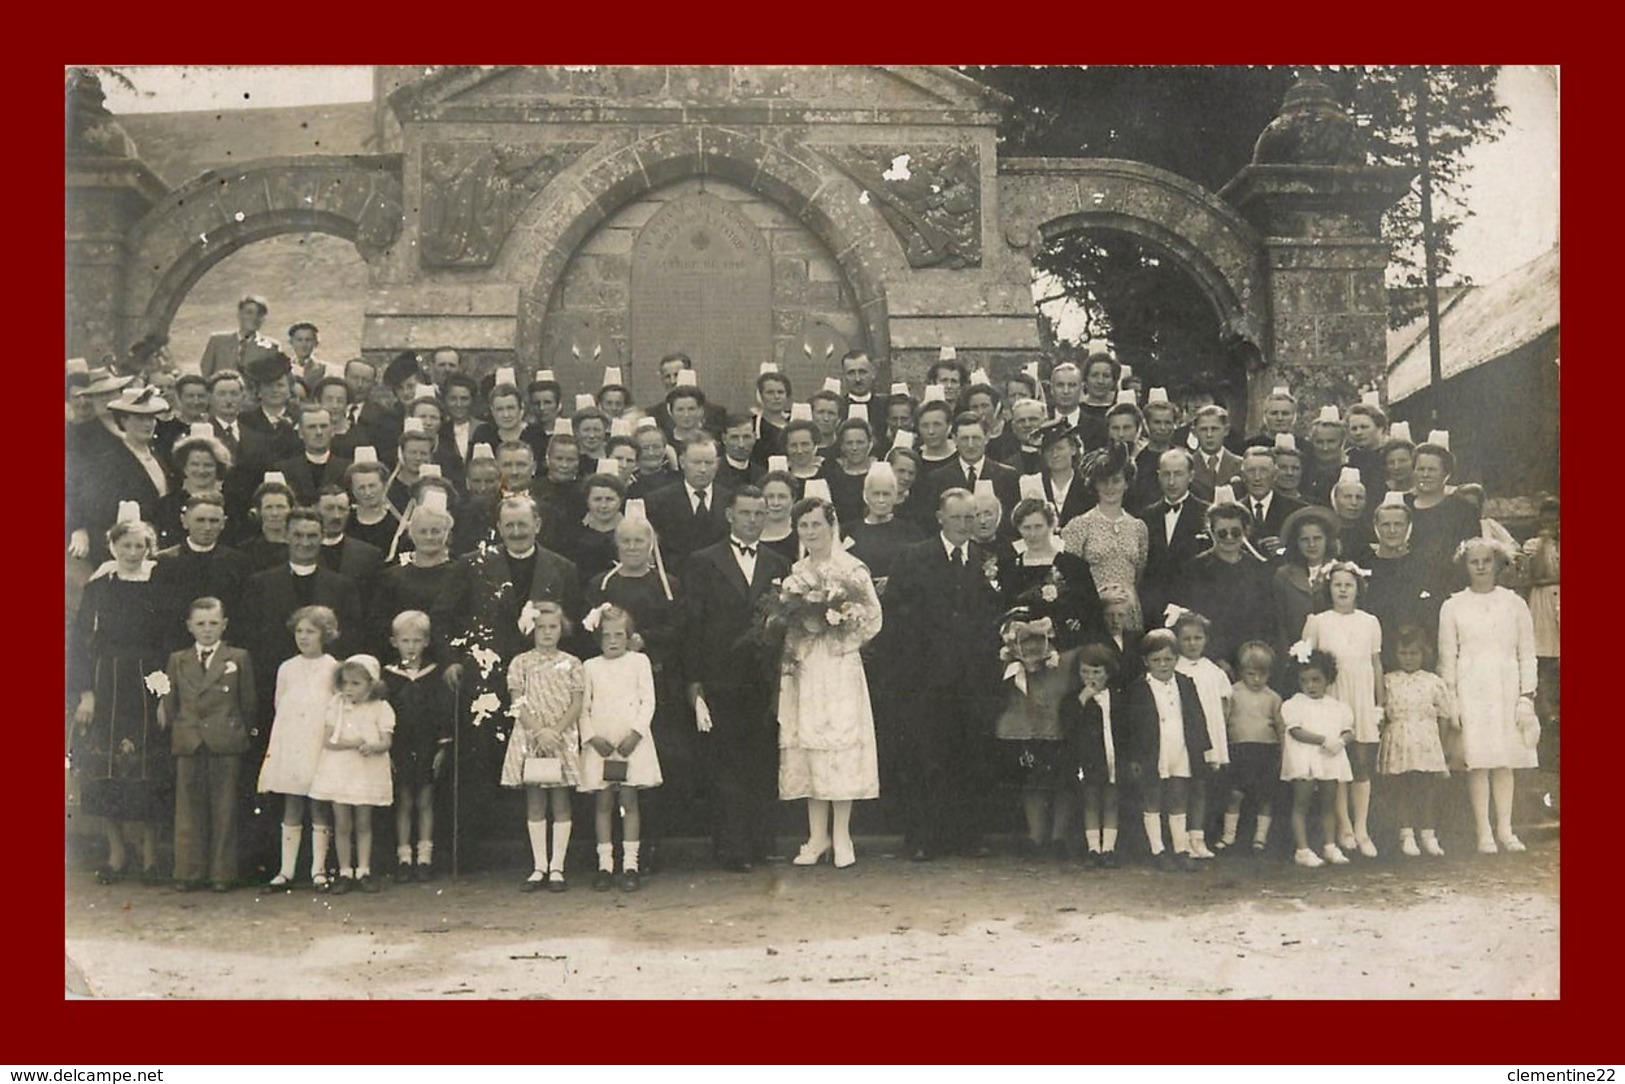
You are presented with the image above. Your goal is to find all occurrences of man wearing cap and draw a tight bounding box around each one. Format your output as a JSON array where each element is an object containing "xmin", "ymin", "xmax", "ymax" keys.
[
  {"xmin": 644, "ymin": 436, "xmax": 733, "ymax": 570},
  {"xmin": 838, "ymin": 350, "xmax": 888, "ymax": 434},
  {"xmin": 1137, "ymin": 447, "xmax": 1211, "ymax": 626},
  {"xmin": 1188, "ymin": 405, "xmax": 1244, "ymax": 504},
  {"xmin": 271, "ymin": 406, "xmax": 353, "ymax": 506},
  {"xmin": 884, "ymin": 488, "xmax": 1005, "ymax": 860},
  {"xmin": 431, "ymin": 495, "xmax": 583, "ymax": 867},
  {"xmin": 200, "ymin": 295, "xmax": 281, "ymax": 379},
  {"xmin": 1237, "ymin": 446, "xmax": 1304, "ymax": 554}
]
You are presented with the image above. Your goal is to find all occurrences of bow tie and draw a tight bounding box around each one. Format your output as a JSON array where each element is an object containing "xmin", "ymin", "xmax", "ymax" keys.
[
  {"xmin": 732, "ymin": 541, "xmax": 757, "ymax": 557},
  {"xmin": 1167, "ymin": 501, "xmax": 1184, "ymax": 513}
]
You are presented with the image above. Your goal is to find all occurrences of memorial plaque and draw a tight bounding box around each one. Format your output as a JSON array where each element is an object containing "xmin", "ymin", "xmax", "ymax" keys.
[{"xmin": 631, "ymin": 194, "xmax": 771, "ymax": 411}]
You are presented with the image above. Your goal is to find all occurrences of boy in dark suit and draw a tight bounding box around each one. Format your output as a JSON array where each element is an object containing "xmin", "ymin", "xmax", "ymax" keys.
[{"xmin": 160, "ymin": 597, "xmax": 257, "ymax": 892}]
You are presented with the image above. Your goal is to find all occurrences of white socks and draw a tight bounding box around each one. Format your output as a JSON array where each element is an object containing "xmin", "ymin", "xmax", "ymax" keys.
[
  {"xmin": 1254, "ymin": 815, "xmax": 1272, "ymax": 847},
  {"xmin": 396, "ymin": 844, "xmax": 412, "ymax": 864},
  {"xmin": 279, "ymin": 825, "xmax": 303, "ymax": 880},
  {"xmin": 1352, "ymin": 780, "xmax": 1373, "ymax": 840},
  {"xmin": 416, "ymin": 840, "xmax": 434, "ymax": 865},
  {"xmin": 1102, "ymin": 828, "xmax": 1117, "ymax": 853},
  {"xmin": 310, "ymin": 825, "xmax": 332, "ymax": 880},
  {"xmin": 597, "ymin": 842, "xmax": 615, "ymax": 872},
  {"xmin": 526, "ymin": 820, "xmax": 548, "ymax": 874},
  {"xmin": 624, "ymin": 841, "xmax": 641, "ymax": 872},
  {"xmin": 1085, "ymin": 829, "xmax": 1102, "ymax": 854},
  {"xmin": 1169, "ymin": 814, "xmax": 1190, "ymax": 856},
  {"xmin": 549, "ymin": 821, "xmax": 572, "ymax": 873},
  {"xmin": 1221, "ymin": 812, "xmax": 1241, "ymax": 846},
  {"xmin": 1142, "ymin": 813, "xmax": 1165, "ymax": 856}
]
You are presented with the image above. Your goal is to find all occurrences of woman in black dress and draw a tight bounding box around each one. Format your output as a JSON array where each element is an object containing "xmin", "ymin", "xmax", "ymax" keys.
[
  {"xmin": 70, "ymin": 515, "xmax": 170, "ymax": 884},
  {"xmin": 1183, "ymin": 501, "xmax": 1277, "ymax": 671},
  {"xmin": 568, "ymin": 473, "xmax": 627, "ymax": 586},
  {"xmin": 999, "ymin": 497, "xmax": 1102, "ymax": 649},
  {"xmin": 1405, "ymin": 441, "xmax": 1479, "ymax": 602},
  {"xmin": 368, "ymin": 496, "xmax": 459, "ymax": 657},
  {"xmin": 68, "ymin": 386, "xmax": 175, "ymax": 565},
  {"xmin": 1364, "ymin": 494, "xmax": 1440, "ymax": 651},
  {"xmin": 238, "ymin": 478, "xmax": 297, "ymax": 572},
  {"xmin": 844, "ymin": 462, "xmax": 926, "ymax": 586}
]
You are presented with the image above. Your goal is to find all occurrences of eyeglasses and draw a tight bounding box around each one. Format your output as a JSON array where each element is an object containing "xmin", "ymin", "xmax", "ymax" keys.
[{"xmin": 1213, "ymin": 527, "xmax": 1246, "ymax": 540}]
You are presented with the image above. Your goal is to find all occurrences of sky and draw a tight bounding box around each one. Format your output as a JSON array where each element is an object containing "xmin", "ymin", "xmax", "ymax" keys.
[{"xmin": 94, "ymin": 64, "xmax": 1559, "ymax": 286}]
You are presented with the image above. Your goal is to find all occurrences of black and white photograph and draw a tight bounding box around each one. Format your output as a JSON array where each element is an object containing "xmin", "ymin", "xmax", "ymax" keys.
[{"xmin": 62, "ymin": 63, "xmax": 1560, "ymax": 1002}]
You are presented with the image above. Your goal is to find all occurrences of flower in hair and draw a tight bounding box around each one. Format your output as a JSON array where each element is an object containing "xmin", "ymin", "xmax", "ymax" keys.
[{"xmin": 1289, "ymin": 639, "xmax": 1314, "ymax": 664}]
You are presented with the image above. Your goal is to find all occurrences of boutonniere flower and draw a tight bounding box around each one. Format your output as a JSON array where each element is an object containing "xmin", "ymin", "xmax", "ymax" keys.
[
  {"xmin": 1040, "ymin": 584, "xmax": 1058, "ymax": 602},
  {"xmin": 222, "ymin": 660, "xmax": 237, "ymax": 675},
  {"xmin": 144, "ymin": 671, "xmax": 171, "ymax": 698},
  {"xmin": 397, "ymin": 551, "xmax": 415, "ymax": 567},
  {"xmin": 1419, "ymin": 590, "xmax": 1431, "ymax": 600},
  {"xmin": 118, "ymin": 738, "xmax": 136, "ymax": 755}
]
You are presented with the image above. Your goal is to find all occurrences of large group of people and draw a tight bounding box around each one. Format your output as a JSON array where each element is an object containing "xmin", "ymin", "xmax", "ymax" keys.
[{"xmin": 64, "ymin": 293, "xmax": 1559, "ymax": 894}]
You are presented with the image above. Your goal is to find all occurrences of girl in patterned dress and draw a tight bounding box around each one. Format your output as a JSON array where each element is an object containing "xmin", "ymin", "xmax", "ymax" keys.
[
  {"xmin": 1378, "ymin": 625, "xmax": 1454, "ymax": 857},
  {"xmin": 501, "ymin": 600, "xmax": 583, "ymax": 893}
]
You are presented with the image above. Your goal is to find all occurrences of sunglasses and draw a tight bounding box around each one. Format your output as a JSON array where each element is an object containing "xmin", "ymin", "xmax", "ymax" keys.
[{"xmin": 1213, "ymin": 527, "xmax": 1247, "ymax": 540}]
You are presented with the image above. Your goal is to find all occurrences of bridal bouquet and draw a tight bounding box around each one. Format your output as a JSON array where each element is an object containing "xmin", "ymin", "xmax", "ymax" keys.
[{"xmin": 757, "ymin": 563, "xmax": 878, "ymax": 656}]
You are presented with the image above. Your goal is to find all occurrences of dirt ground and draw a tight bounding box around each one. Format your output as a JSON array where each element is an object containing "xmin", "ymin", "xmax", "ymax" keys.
[{"xmin": 64, "ymin": 832, "xmax": 1558, "ymax": 1000}]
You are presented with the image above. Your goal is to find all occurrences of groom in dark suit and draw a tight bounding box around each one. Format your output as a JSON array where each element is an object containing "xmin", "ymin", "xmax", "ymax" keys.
[
  {"xmin": 1139, "ymin": 447, "xmax": 1212, "ymax": 626},
  {"xmin": 683, "ymin": 487, "xmax": 792, "ymax": 872},
  {"xmin": 882, "ymin": 488, "xmax": 1004, "ymax": 860}
]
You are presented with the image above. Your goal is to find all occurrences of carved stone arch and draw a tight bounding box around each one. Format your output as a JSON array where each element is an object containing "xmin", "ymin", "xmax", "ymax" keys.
[
  {"xmin": 498, "ymin": 125, "xmax": 909, "ymax": 367},
  {"xmin": 998, "ymin": 158, "xmax": 1270, "ymax": 353},
  {"xmin": 121, "ymin": 155, "xmax": 403, "ymax": 344}
]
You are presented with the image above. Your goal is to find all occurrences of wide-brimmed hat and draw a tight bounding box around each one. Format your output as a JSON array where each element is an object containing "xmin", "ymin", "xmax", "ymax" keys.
[
  {"xmin": 82, "ymin": 366, "xmax": 134, "ymax": 397},
  {"xmin": 107, "ymin": 385, "xmax": 169, "ymax": 416},
  {"xmin": 238, "ymin": 294, "xmax": 269, "ymax": 315},
  {"xmin": 1034, "ymin": 418, "xmax": 1078, "ymax": 451},
  {"xmin": 1279, "ymin": 505, "xmax": 1341, "ymax": 552},
  {"xmin": 242, "ymin": 351, "xmax": 292, "ymax": 385}
]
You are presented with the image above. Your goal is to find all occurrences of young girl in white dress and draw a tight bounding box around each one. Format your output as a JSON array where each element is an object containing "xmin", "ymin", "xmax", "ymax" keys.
[
  {"xmin": 579, "ymin": 605, "xmax": 660, "ymax": 893},
  {"xmin": 1300, "ymin": 561, "xmax": 1385, "ymax": 857},
  {"xmin": 1281, "ymin": 648, "xmax": 1355, "ymax": 868},
  {"xmin": 1379, "ymin": 625, "xmax": 1454, "ymax": 857},
  {"xmin": 1171, "ymin": 610, "xmax": 1231, "ymax": 859},
  {"xmin": 500, "ymin": 600, "xmax": 583, "ymax": 894},
  {"xmin": 257, "ymin": 605, "xmax": 340, "ymax": 890},
  {"xmin": 307, "ymin": 655, "xmax": 396, "ymax": 894}
]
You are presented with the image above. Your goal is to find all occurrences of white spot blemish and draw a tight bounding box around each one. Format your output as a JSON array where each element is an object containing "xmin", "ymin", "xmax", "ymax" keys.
[
  {"xmin": 1091, "ymin": 192, "xmax": 1106, "ymax": 206},
  {"xmin": 858, "ymin": 190, "xmax": 870, "ymax": 205},
  {"xmin": 199, "ymin": 233, "xmax": 208, "ymax": 244},
  {"xmin": 882, "ymin": 155, "xmax": 912, "ymax": 182},
  {"xmin": 233, "ymin": 211, "xmax": 245, "ymax": 222}
]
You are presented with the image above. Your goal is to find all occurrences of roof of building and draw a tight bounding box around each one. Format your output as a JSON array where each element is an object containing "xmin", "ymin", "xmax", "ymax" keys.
[{"xmin": 1386, "ymin": 245, "xmax": 1560, "ymax": 402}]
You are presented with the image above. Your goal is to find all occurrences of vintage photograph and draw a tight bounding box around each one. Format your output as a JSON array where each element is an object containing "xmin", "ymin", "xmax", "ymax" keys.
[{"xmin": 62, "ymin": 64, "xmax": 1559, "ymax": 1000}]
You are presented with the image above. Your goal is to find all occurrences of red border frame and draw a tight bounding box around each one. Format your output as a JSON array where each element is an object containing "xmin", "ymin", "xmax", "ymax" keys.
[{"xmin": 37, "ymin": 20, "xmax": 1588, "ymax": 1064}]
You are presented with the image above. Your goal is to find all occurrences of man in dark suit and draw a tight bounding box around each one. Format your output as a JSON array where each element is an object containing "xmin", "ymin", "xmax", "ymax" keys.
[
  {"xmin": 1236, "ymin": 446, "xmax": 1304, "ymax": 554},
  {"xmin": 644, "ymin": 436, "xmax": 733, "ymax": 571},
  {"xmin": 151, "ymin": 493, "xmax": 251, "ymax": 655},
  {"xmin": 717, "ymin": 414, "xmax": 765, "ymax": 490},
  {"xmin": 237, "ymin": 508, "xmax": 365, "ymax": 877},
  {"xmin": 917, "ymin": 413, "xmax": 1022, "ymax": 541},
  {"xmin": 431, "ymin": 496, "xmax": 583, "ymax": 869},
  {"xmin": 1138, "ymin": 447, "xmax": 1212, "ymax": 627},
  {"xmin": 682, "ymin": 487, "xmax": 792, "ymax": 871},
  {"xmin": 882, "ymin": 488, "xmax": 1005, "ymax": 860},
  {"xmin": 1189, "ymin": 404, "xmax": 1244, "ymax": 503},
  {"xmin": 343, "ymin": 359, "xmax": 401, "ymax": 466},
  {"xmin": 198, "ymin": 294, "xmax": 281, "ymax": 379},
  {"xmin": 159, "ymin": 597, "xmax": 256, "ymax": 891},
  {"xmin": 313, "ymin": 485, "xmax": 384, "ymax": 592},
  {"xmin": 838, "ymin": 350, "xmax": 888, "ymax": 435},
  {"xmin": 272, "ymin": 407, "xmax": 353, "ymax": 506}
]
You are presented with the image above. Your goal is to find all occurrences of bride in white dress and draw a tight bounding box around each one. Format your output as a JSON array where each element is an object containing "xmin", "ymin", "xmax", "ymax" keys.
[{"xmin": 776, "ymin": 495, "xmax": 883, "ymax": 868}]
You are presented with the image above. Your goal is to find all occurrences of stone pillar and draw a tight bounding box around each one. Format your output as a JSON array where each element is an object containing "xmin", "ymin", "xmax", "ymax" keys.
[
  {"xmin": 1220, "ymin": 77, "xmax": 1412, "ymax": 422},
  {"xmin": 65, "ymin": 73, "xmax": 167, "ymax": 362}
]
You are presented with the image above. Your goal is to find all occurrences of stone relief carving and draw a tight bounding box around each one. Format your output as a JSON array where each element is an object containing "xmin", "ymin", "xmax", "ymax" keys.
[
  {"xmin": 419, "ymin": 141, "xmax": 595, "ymax": 267},
  {"xmin": 819, "ymin": 144, "xmax": 982, "ymax": 269}
]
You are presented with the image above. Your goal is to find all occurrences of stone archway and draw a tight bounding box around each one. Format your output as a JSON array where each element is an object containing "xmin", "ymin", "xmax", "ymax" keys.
[
  {"xmin": 121, "ymin": 155, "xmax": 404, "ymax": 346},
  {"xmin": 496, "ymin": 125, "xmax": 911, "ymax": 376},
  {"xmin": 998, "ymin": 158, "xmax": 1269, "ymax": 347}
]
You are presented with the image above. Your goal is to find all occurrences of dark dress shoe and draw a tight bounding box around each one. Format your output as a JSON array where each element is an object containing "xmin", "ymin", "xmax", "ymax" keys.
[
  {"xmin": 1176, "ymin": 853, "xmax": 1200, "ymax": 873},
  {"xmin": 1157, "ymin": 852, "xmax": 1178, "ymax": 873},
  {"xmin": 393, "ymin": 862, "xmax": 414, "ymax": 884},
  {"xmin": 331, "ymin": 875, "xmax": 354, "ymax": 895},
  {"xmin": 621, "ymin": 869, "xmax": 641, "ymax": 892},
  {"xmin": 1100, "ymin": 850, "xmax": 1120, "ymax": 870},
  {"xmin": 593, "ymin": 869, "xmax": 615, "ymax": 892},
  {"xmin": 359, "ymin": 874, "xmax": 380, "ymax": 893},
  {"xmin": 415, "ymin": 862, "xmax": 436, "ymax": 883},
  {"xmin": 547, "ymin": 872, "xmax": 568, "ymax": 893},
  {"xmin": 95, "ymin": 866, "xmax": 125, "ymax": 885}
]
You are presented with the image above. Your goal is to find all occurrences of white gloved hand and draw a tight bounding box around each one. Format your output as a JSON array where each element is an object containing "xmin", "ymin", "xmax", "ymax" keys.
[{"xmin": 694, "ymin": 694, "xmax": 714, "ymax": 734}]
